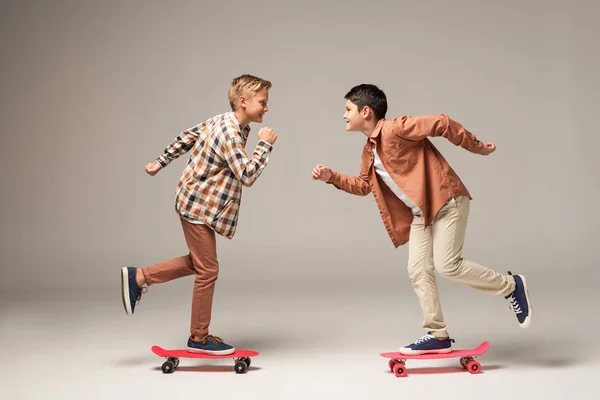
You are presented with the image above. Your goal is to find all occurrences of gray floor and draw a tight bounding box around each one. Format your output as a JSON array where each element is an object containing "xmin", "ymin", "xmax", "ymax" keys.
[{"xmin": 2, "ymin": 272, "xmax": 598, "ymax": 400}]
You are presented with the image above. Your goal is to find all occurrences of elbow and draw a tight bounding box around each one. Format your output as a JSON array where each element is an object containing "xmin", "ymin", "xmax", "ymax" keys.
[
  {"xmin": 361, "ymin": 180, "xmax": 371, "ymax": 196},
  {"xmin": 238, "ymin": 171, "xmax": 257, "ymax": 187},
  {"xmin": 241, "ymin": 175, "xmax": 260, "ymax": 187},
  {"xmin": 358, "ymin": 185, "xmax": 371, "ymax": 196}
]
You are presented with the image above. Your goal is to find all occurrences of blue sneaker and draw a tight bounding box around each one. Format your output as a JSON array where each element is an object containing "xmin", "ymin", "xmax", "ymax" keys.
[
  {"xmin": 398, "ymin": 333, "xmax": 455, "ymax": 355},
  {"xmin": 121, "ymin": 267, "xmax": 146, "ymax": 315},
  {"xmin": 187, "ymin": 335, "xmax": 235, "ymax": 355},
  {"xmin": 505, "ymin": 271, "xmax": 532, "ymax": 328}
]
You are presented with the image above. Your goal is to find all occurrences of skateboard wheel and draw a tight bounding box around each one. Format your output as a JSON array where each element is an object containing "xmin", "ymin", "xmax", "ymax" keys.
[
  {"xmin": 388, "ymin": 359, "xmax": 397, "ymax": 372},
  {"xmin": 466, "ymin": 360, "xmax": 481, "ymax": 374},
  {"xmin": 392, "ymin": 362, "xmax": 408, "ymax": 377},
  {"xmin": 161, "ymin": 360, "xmax": 176, "ymax": 374},
  {"xmin": 168, "ymin": 357, "xmax": 180, "ymax": 368},
  {"xmin": 234, "ymin": 360, "xmax": 248, "ymax": 374},
  {"xmin": 239, "ymin": 357, "xmax": 251, "ymax": 368}
]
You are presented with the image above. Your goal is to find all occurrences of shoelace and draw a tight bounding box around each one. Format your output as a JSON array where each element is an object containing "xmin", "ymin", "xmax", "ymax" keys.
[
  {"xmin": 507, "ymin": 294, "xmax": 522, "ymax": 314},
  {"xmin": 414, "ymin": 335, "xmax": 435, "ymax": 345},
  {"xmin": 202, "ymin": 334, "xmax": 224, "ymax": 345},
  {"xmin": 136, "ymin": 287, "xmax": 148, "ymax": 305}
]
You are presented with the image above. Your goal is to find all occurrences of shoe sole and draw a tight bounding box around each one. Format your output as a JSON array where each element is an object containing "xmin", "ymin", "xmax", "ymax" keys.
[
  {"xmin": 397, "ymin": 347, "xmax": 452, "ymax": 355},
  {"xmin": 186, "ymin": 347, "xmax": 236, "ymax": 355},
  {"xmin": 121, "ymin": 267, "xmax": 133, "ymax": 316},
  {"xmin": 517, "ymin": 274, "xmax": 532, "ymax": 329}
]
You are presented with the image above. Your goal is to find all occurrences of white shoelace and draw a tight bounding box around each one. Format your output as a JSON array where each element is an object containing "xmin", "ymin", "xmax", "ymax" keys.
[
  {"xmin": 507, "ymin": 294, "xmax": 522, "ymax": 314},
  {"xmin": 414, "ymin": 334, "xmax": 435, "ymax": 345}
]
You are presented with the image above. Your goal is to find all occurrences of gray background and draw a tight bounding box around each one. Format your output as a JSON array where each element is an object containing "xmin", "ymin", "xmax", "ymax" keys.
[{"xmin": 1, "ymin": 0, "xmax": 599, "ymax": 399}]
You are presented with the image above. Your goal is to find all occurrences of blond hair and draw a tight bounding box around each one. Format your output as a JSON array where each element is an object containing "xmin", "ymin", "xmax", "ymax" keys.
[{"xmin": 228, "ymin": 74, "xmax": 272, "ymax": 110}]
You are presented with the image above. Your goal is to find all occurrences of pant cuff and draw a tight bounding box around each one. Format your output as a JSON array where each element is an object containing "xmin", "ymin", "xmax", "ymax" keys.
[
  {"xmin": 428, "ymin": 329, "xmax": 449, "ymax": 338},
  {"xmin": 501, "ymin": 274, "xmax": 517, "ymax": 297},
  {"xmin": 141, "ymin": 267, "xmax": 154, "ymax": 286}
]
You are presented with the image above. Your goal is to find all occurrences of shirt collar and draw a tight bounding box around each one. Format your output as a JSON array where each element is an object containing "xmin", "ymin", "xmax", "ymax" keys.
[
  {"xmin": 368, "ymin": 119, "xmax": 385, "ymax": 143},
  {"xmin": 371, "ymin": 119, "xmax": 384, "ymax": 138},
  {"xmin": 228, "ymin": 112, "xmax": 251, "ymax": 140}
]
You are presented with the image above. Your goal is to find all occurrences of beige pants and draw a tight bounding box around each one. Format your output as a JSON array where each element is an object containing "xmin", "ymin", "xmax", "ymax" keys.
[{"xmin": 407, "ymin": 196, "xmax": 515, "ymax": 338}]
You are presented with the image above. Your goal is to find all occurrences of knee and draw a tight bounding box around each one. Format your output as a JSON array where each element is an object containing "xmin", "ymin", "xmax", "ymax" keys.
[
  {"xmin": 435, "ymin": 257, "xmax": 462, "ymax": 278},
  {"xmin": 195, "ymin": 271, "xmax": 219, "ymax": 286},
  {"xmin": 194, "ymin": 261, "xmax": 219, "ymax": 283}
]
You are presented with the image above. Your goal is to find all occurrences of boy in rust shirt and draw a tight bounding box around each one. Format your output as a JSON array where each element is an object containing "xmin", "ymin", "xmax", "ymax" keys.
[{"xmin": 312, "ymin": 84, "xmax": 532, "ymax": 355}]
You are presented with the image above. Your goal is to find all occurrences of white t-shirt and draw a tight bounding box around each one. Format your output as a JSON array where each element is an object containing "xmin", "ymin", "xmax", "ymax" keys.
[{"xmin": 372, "ymin": 145, "xmax": 422, "ymax": 215}]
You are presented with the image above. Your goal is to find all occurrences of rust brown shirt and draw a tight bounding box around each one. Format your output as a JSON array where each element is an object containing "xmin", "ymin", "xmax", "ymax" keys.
[{"xmin": 328, "ymin": 114, "xmax": 486, "ymax": 247}]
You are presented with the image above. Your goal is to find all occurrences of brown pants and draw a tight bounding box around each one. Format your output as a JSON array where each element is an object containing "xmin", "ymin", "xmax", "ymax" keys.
[{"xmin": 141, "ymin": 217, "xmax": 218, "ymax": 338}]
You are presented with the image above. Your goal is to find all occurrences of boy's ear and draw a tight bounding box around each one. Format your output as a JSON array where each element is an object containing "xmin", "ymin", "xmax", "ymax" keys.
[
  {"xmin": 239, "ymin": 96, "xmax": 247, "ymax": 110},
  {"xmin": 361, "ymin": 106, "xmax": 371, "ymax": 119}
]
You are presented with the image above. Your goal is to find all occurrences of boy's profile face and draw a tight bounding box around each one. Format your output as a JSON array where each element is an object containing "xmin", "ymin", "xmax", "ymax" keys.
[
  {"xmin": 240, "ymin": 88, "xmax": 269, "ymax": 124},
  {"xmin": 344, "ymin": 100, "xmax": 364, "ymax": 132}
]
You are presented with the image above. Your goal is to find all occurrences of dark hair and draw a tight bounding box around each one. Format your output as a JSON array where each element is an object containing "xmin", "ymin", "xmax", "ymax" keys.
[{"xmin": 344, "ymin": 84, "xmax": 387, "ymax": 120}]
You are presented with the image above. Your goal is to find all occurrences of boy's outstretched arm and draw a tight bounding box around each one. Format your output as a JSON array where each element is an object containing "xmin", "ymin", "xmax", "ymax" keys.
[
  {"xmin": 222, "ymin": 126, "xmax": 277, "ymax": 187},
  {"xmin": 312, "ymin": 158, "xmax": 371, "ymax": 196},
  {"xmin": 389, "ymin": 114, "xmax": 496, "ymax": 155},
  {"xmin": 144, "ymin": 123, "xmax": 204, "ymax": 176}
]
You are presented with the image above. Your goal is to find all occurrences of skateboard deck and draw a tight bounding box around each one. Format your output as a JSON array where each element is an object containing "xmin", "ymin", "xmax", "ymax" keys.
[
  {"xmin": 152, "ymin": 345, "xmax": 259, "ymax": 374},
  {"xmin": 380, "ymin": 341, "xmax": 489, "ymax": 377}
]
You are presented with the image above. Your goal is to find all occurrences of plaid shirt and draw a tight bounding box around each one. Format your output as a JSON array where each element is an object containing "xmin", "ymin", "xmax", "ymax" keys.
[{"xmin": 156, "ymin": 112, "xmax": 273, "ymax": 238}]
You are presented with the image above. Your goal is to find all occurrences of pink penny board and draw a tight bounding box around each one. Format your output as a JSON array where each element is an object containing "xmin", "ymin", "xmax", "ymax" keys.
[
  {"xmin": 152, "ymin": 345, "xmax": 259, "ymax": 374},
  {"xmin": 380, "ymin": 341, "xmax": 489, "ymax": 377}
]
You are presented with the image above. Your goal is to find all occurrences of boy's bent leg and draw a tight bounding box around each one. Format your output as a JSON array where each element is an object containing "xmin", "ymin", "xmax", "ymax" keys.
[
  {"xmin": 432, "ymin": 196, "xmax": 531, "ymax": 327},
  {"xmin": 141, "ymin": 254, "xmax": 195, "ymax": 286},
  {"xmin": 407, "ymin": 215, "xmax": 448, "ymax": 338},
  {"xmin": 432, "ymin": 196, "xmax": 514, "ymax": 296},
  {"xmin": 121, "ymin": 246, "xmax": 196, "ymax": 316}
]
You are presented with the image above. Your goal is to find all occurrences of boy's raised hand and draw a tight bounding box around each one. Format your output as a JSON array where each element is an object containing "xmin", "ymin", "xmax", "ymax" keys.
[
  {"xmin": 258, "ymin": 127, "xmax": 278, "ymax": 145},
  {"xmin": 312, "ymin": 164, "xmax": 332, "ymax": 182},
  {"xmin": 145, "ymin": 161, "xmax": 161, "ymax": 176}
]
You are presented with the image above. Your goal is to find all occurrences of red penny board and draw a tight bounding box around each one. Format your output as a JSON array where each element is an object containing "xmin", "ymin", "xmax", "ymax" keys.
[
  {"xmin": 381, "ymin": 341, "xmax": 489, "ymax": 360},
  {"xmin": 152, "ymin": 346, "xmax": 259, "ymax": 359}
]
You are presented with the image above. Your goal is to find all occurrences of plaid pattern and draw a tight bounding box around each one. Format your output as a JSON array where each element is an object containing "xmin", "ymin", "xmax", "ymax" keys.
[{"xmin": 156, "ymin": 112, "xmax": 273, "ymax": 238}]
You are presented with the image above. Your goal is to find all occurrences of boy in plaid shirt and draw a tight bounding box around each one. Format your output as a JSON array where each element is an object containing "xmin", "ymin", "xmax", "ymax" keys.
[{"xmin": 121, "ymin": 74, "xmax": 277, "ymax": 355}]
